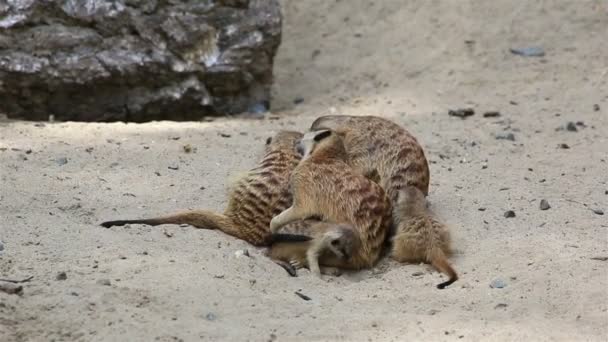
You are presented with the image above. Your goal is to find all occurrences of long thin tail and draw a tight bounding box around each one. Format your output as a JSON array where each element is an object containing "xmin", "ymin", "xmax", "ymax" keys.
[
  {"xmin": 100, "ymin": 210, "xmax": 257, "ymax": 244},
  {"xmin": 430, "ymin": 248, "xmax": 458, "ymax": 289}
]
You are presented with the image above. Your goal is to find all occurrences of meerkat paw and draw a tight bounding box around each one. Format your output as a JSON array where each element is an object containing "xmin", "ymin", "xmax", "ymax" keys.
[
  {"xmin": 289, "ymin": 259, "xmax": 304, "ymax": 269},
  {"xmin": 320, "ymin": 266, "xmax": 343, "ymax": 277}
]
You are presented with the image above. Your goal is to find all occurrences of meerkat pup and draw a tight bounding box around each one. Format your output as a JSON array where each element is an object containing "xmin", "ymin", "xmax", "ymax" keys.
[
  {"xmin": 391, "ymin": 186, "xmax": 458, "ymax": 289},
  {"xmin": 268, "ymin": 222, "xmax": 360, "ymax": 276},
  {"xmin": 101, "ymin": 131, "xmax": 305, "ymax": 246},
  {"xmin": 269, "ymin": 129, "xmax": 392, "ymax": 271}
]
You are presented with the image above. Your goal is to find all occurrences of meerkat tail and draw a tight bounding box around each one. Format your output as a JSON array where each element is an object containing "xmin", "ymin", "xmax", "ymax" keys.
[
  {"xmin": 101, "ymin": 210, "xmax": 250, "ymax": 241},
  {"xmin": 429, "ymin": 248, "xmax": 458, "ymax": 289}
]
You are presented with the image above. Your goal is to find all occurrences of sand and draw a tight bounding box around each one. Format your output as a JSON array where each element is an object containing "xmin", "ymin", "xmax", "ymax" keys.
[{"xmin": 1, "ymin": 1, "xmax": 607, "ymax": 341}]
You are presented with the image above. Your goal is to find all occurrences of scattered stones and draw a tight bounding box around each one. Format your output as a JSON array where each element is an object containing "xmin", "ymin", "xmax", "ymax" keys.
[
  {"xmin": 510, "ymin": 47, "xmax": 545, "ymax": 57},
  {"xmin": 448, "ymin": 108, "xmax": 475, "ymax": 119},
  {"xmin": 593, "ymin": 104, "xmax": 600, "ymax": 111},
  {"xmin": 504, "ymin": 210, "xmax": 516, "ymax": 218},
  {"xmin": 205, "ymin": 313, "xmax": 217, "ymax": 321},
  {"xmin": 590, "ymin": 256, "xmax": 608, "ymax": 261},
  {"xmin": 591, "ymin": 209, "xmax": 604, "ymax": 215},
  {"xmin": 293, "ymin": 97, "xmax": 304, "ymax": 105},
  {"xmin": 558, "ymin": 143, "xmax": 570, "ymax": 149},
  {"xmin": 56, "ymin": 272, "xmax": 67, "ymax": 281},
  {"xmin": 539, "ymin": 199, "xmax": 551, "ymax": 210},
  {"xmin": 168, "ymin": 166, "xmax": 179, "ymax": 170},
  {"xmin": 0, "ymin": 283, "xmax": 23, "ymax": 295},
  {"xmin": 295, "ymin": 291, "xmax": 312, "ymax": 301},
  {"xmin": 55, "ymin": 157, "xmax": 68, "ymax": 166},
  {"xmin": 483, "ymin": 111, "xmax": 501, "ymax": 118},
  {"xmin": 494, "ymin": 303, "xmax": 508, "ymax": 309},
  {"xmin": 495, "ymin": 132, "xmax": 515, "ymax": 141},
  {"xmin": 96, "ymin": 279, "xmax": 111, "ymax": 286},
  {"xmin": 234, "ymin": 249, "xmax": 250, "ymax": 258},
  {"xmin": 490, "ymin": 278, "xmax": 507, "ymax": 289},
  {"xmin": 566, "ymin": 122, "xmax": 578, "ymax": 132}
]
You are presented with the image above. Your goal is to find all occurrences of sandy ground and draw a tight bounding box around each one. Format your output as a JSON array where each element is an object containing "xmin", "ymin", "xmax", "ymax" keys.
[{"xmin": 1, "ymin": 1, "xmax": 608, "ymax": 341}]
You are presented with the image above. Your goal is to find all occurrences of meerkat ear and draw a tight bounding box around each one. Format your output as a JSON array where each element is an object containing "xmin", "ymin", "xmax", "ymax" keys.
[{"xmin": 313, "ymin": 129, "xmax": 332, "ymax": 142}]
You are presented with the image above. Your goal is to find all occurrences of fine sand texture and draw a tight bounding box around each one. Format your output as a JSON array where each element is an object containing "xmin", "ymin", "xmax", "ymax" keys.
[{"xmin": 1, "ymin": 1, "xmax": 607, "ymax": 341}]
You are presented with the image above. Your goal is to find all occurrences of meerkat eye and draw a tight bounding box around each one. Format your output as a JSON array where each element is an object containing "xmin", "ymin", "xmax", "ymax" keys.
[
  {"xmin": 265, "ymin": 137, "xmax": 272, "ymax": 145},
  {"xmin": 313, "ymin": 130, "xmax": 332, "ymax": 142},
  {"xmin": 331, "ymin": 239, "xmax": 340, "ymax": 246}
]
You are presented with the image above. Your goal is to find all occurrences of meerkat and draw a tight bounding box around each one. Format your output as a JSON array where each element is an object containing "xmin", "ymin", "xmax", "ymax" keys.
[
  {"xmin": 310, "ymin": 115, "xmax": 430, "ymax": 202},
  {"xmin": 101, "ymin": 130, "xmax": 306, "ymax": 246},
  {"xmin": 391, "ymin": 186, "xmax": 458, "ymax": 289},
  {"xmin": 268, "ymin": 129, "xmax": 392, "ymax": 271},
  {"xmin": 267, "ymin": 222, "xmax": 360, "ymax": 277}
]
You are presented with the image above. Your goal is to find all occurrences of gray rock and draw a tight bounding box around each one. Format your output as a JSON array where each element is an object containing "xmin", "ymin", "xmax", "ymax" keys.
[
  {"xmin": 490, "ymin": 278, "xmax": 507, "ymax": 289},
  {"xmin": 55, "ymin": 157, "xmax": 68, "ymax": 166},
  {"xmin": 56, "ymin": 272, "xmax": 68, "ymax": 281},
  {"xmin": 495, "ymin": 132, "xmax": 515, "ymax": 141},
  {"xmin": 504, "ymin": 210, "xmax": 516, "ymax": 218},
  {"xmin": 205, "ymin": 312, "xmax": 217, "ymax": 321},
  {"xmin": 539, "ymin": 199, "xmax": 551, "ymax": 210},
  {"xmin": 0, "ymin": 240, "xmax": 3, "ymax": 252},
  {"xmin": 566, "ymin": 122, "xmax": 578, "ymax": 132},
  {"xmin": 0, "ymin": 0, "xmax": 282, "ymax": 122},
  {"xmin": 96, "ymin": 278, "xmax": 111, "ymax": 286},
  {"xmin": 592, "ymin": 209, "xmax": 604, "ymax": 216},
  {"xmin": 510, "ymin": 47, "xmax": 545, "ymax": 57}
]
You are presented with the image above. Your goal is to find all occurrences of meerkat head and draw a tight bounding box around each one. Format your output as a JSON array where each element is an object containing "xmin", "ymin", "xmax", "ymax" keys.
[
  {"xmin": 265, "ymin": 130, "xmax": 304, "ymax": 153},
  {"xmin": 322, "ymin": 224, "xmax": 359, "ymax": 260},
  {"xmin": 296, "ymin": 129, "xmax": 347, "ymax": 159},
  {"xmin": 396, "ymin": 186, "xmax": 427, "ymax": 216}
]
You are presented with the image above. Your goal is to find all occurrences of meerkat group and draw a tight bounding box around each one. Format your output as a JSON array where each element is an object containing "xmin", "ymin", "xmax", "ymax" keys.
[{"xmin": 101, "ymin": 115, "xmax": 458, "ymax": 288}]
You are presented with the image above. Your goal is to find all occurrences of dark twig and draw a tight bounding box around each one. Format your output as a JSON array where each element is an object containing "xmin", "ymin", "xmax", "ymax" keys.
[{"xmin": 0, "ymin": 275, "xmax": 34, "ymax": 283}]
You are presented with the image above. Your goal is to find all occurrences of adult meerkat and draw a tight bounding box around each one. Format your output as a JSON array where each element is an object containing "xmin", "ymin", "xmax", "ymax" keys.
[
  {"xmin": 391, "ymin": 186, "xmax": 458, "ymax": 289},
  {"xmin": 268, "ymin": 222, "xmax": 360, "ymax": 276},
  {"xmin": 101, "ymin": 131, "xmax": 305, "ymax": 246},
  {"xmin": 269, "ymin": 129, "xmax": 392, "ymax": 271},
  {"xmin": 310, "ymin": 115, "xmax": 430, "ymax": 202}
]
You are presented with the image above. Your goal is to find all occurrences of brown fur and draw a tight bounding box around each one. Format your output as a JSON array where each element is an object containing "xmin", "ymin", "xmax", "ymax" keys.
[
  {"xmin": 392, "ymin": 186, "xmax": 458, "ymax": 289},
  {"xmin": 269, "ymin": 129, "xmax": 392, "ymax": 270},
  {"xmin": 100, "ymin": 131, "xmax": 306, "ymax": 246}
]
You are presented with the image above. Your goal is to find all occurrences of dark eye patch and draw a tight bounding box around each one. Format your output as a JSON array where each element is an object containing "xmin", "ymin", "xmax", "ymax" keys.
[
  {"xmin": 331, "ymin": 239, "xmax": 339, "ymax": 246},
  {"xmin": 313, "ymin": 130, "xmax": 332, "ymax": 142}
]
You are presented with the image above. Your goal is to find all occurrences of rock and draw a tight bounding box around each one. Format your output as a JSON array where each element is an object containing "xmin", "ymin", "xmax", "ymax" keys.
[
  {"xmin": 592, "ymin": 209, "xmax": 604, "ymax": 215},
  {"xmin": 293, "ymin": 97, "xmax": 304, "ymax": 105},
  {"xmin": 0, "ymin": 240, "xmax": 4, "ymax": 252},
  {"xmin": 490, "ymin": 278, "xmax": 507, "ymax": 288},
  {"xmin": 566, "ymin": 122, "xmax": 578, "ymax": 132},
  {"xmin": 448, "ymin": 108, "xmax": 475, "ymax": 119},
  {"xmin": 504, "ymin": 210, "xmax": 516, "ymax": 218},
  {"xmin": 593, "ymin": 104, "xmax": 600, "ymax": 111},
  {"xmin": 558, "ymin": 143, "xmax": 570, "ymax": 149},
  {"xmin": 539, "ymin": 199, "xmax": 551, "ymax": 210},
  {"xmin": 294, "ymin": 291, "xmax": 311, "ymax": 301},
  {"xmin": 411, "ymin": 271, "xmax": 424, "ymax": 277},
  {"xmin": 590, "ymin": 256, "xmax": 608, "ymax": 261},
  {"xmin": 495, "ymin": 132, "xmax": 515, "ymax": 141},
  {"xmin": 494, "ymin": 303, "xmax": 508, "ymax": 309},
  {"xmin": 97, "ymin": 279, "xmax": 111, "ymax": 286},
  {"xmin": 56, "ymin": 272, "xmax": 68, "ymax": 281},
  {"xmin": 234, "ymin": 249, "xmax": 250, "ymax": 258},
  {"xmin": 0, "ymin": 283, "xmax": 23, "ymax": 295},
  {"xmin": 0, "ymin": 0, "xmax": 282, "ymax": 122},
  {"xmin": 510, "ymin": 47, "xmax": 545, "ymax": 57},
  {"xmin": 205, "ymin": 312, "xmax": 217, "ymax": 321},
  {"xmin": 168, "ymin": 166, "xmax": 179, "ymax": 170},
  {"xmin": 55, "ymin": 157, "xmax": 68, "ymax": 166},
  {"xmin": 483, "ymin": 111, "xmax": 500, "ymax": 118},
  {"xmin": 478, "ymin": 207, "xmax": 486, "ymax": 211}
]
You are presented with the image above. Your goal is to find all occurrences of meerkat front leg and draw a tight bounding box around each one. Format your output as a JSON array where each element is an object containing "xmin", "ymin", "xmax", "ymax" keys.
[{"xmin": 269, "ymin": 205, "xmax": 312, "ymax": 233}]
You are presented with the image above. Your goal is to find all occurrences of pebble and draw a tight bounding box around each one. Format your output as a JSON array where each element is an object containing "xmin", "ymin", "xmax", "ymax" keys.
[
  {"xmin": 558, "ymin": 143, "xmax": 570, "ymax": 149},
  {"xmin": 539, "ymin": 199, "xmax": 551, "ymax": 210},
  {"xmin": 495, "ymin": 303, "xmax": 508, "ymax": 309},
  {"xmin": 478, "ymin": 207, "xmax": 486, "ymax": 211},
  {"xmin": 566, "ymin": 122, "xmax": 578, "ymax": 132},
  {"xmin": 0, "ymin": 240, "xmax": 4, "ymax": 252},
  {"xmin": 504, "ymin": 210, "xmax": 516, "ymax": 218},
  {"xmin": 205, "ymin": 313, "xmax": 217, "ymax": 321},
  {"xmin": 168, "ymin": 165, "xmax": 179, "ymax": 170},
  {"xmin": 234, "ymin": 249, "xmax": 250, "ymax": 258},
  {"xmin": 448, "ymin": 108, "xmax": 475, "ymax": 118},
  {"xmin": 490, "ymin": 279, "xmax": 507, "ymax": 288},
  {"xmin": 97, "ymin": 279, "xmax": 111, "ymax": 286},
  {"xmin": 510, "ymin": 47, "xmax": 545, "ymax": 57},
  {"xmin": 55, "ymin": 157, "xmax": 68, "ymax": 165},
  {"xmin": 411, "ymin": 271, "xmax": 424, "ymax": 277},
  {"xmin": 249, "ymin": 102, "xmax": 268, "ymax": 114},
  {"xmin": 56, "ymin": 272, "xmax": 67, "ymax": 281},
  {"xmin": 593, "ymin": 104, "xmax": 600, "ymax": 111},
  {"xmin": 183, "ymin": 144, "xmax": 193, "ymax": 153},
  {"xmin": 293, "ymin": 97, "xmax": 304, "ymax": 105},
  {"xmin": 495, "ymin": 132, "xmax": 515, "ymax": 141},
  {"xmin": 592, "ymin": 209, "xmax": 604, "ymax": 216},
  {"xmin": 483, "ymin": 111, "xmax": 501, "ymax": 118},
  {"xmin": 219, "ymin": 133, "xmax": 231, "ymax": 138},
  {"xmin": 294, "ymin": 291, "xmax": 312, "ymax": 301}
]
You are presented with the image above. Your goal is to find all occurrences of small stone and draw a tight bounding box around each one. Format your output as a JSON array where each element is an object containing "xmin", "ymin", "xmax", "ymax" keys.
[
  {"xmin": 448, "ymin": 108, "xmax": 475, "ymax": 119},
  {"xmin": 56, "ymin": 272, "xmax": 67, "ymax": 281},
  {"xmin": 25, "ymin": 149, "xmax": 32, "ymax": 154},
  {"xmin": 504, "ymin": 210, "xmax": 516, "ymax": 218},
  {"xmin": 0, "ymin": 240, "xmax": 4, "ymax": 252},
  {"xmin": 490, "ymin": 279, "xmax": 507, "ymax": 288},
  {"xmin": 590, "ymin": 256, "xmax": 608, "ymax": 261},
  {"xmin": 219, "ymin": 133, "xmax": 231, "ymax": 138},
  {"xmin": 592, "ymin": 209, "xmax": 604, "ymax": 215},
  {"xmin": 539, "ymin": 199, "xmax": 551, "ymax": 210},
  {"xmin": 495, "ymin": 132, "xmax": 515, "ymax": 141},
  {"xmin": 483, "ymin": 111, "xmax": 500, "ymax": 118},
  {"xmin": 494, "ymin": 303, "xmax": 508, "ymax": 309},
  {"xmin": 294, "ymin": 291, "xmax": 311, "ymax": 301},
  {"xmin": 97, "ymin": 279, "xmax": 111, "ymax": 286},
  {"xmin": 119, "ymin": 255, "xmax": 127, "ymax": 260},
  {"xmin": 510, "ymin": 47, "xmax": 545, "ymax": 57},
  {"xmin": 205, "ymin": 313, "xmax": 217, "ymax": 321},
  {"xmin": 566, "ymin": 122, "xmax": 578, "ymax": 132},
  {"xmin": 558, "ymin": 143, "xmax": 570, "ymax": 149},
  {"xmin": 183, "ymin": 144, "xmax": 193, "ymax": 153},
  {"xmin": 55, "ymin": 157, "xmax": 68, "ymax": 165},
  {"xmin": 168, "ymin": 165, "xmax": 179, "ymax": 170},
  {"xmin": 234, "ymin": 249, "xmax": 250, "ymax": 258},
  {"xmin": 593, "ymin": 104, "xmax": 600, "ymax": 111},
  {"xmin": 249, "ymin": 102, "xmax": 268, "ymax": 114},
  {"xmin": 478, "ymin": 207, "xmax": 486, "ymax": 211},
  {"xmin": 293, "ymin": 97, "xmax": 304, "ymax": 105},
  {"xmin": 576, "ymin": 121, "xmax": 586, "ymax": 127},
  {"xmin": 411, "ymin": 271, "xmax": 424, "ymax": 277}
]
